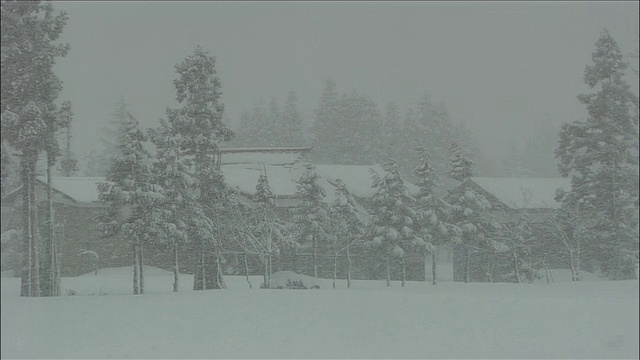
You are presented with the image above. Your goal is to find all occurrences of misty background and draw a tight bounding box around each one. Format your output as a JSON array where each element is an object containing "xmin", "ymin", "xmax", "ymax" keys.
[{"xmin": 53, "ymin": 1, "xmax": 639, "ymax": 170}]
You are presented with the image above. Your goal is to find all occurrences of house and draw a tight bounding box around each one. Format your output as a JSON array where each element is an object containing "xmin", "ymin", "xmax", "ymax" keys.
[
  {"xmin": 1, "ymin": 147, "xmax": 406, "ymax": 278},
  {"xmin": 447, "ymin": 177, "xmax": 571, "ymax": 282}
]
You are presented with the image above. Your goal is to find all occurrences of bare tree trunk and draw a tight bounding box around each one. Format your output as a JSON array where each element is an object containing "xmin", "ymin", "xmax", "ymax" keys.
[
  {"xmin": 513, "ymin": 248, "xmax": 521, "ymax": 283},
  {"xmin": 139, "ymin": 240, "xmax": 144, "ymax": 294},
  {"xmin": 263, "ymin": 256, "xmax": 268, "ymax": 289},
  {"xmin": 464, "ymin": 247, "xmax": 470, "ymax": 283},
  {"xmin": 29, "ymin": 168, "xmax": 40, "ymax": 297},
  {"xmin": 401, "ymin": 257, "xmax": 406, "ymax": 288},
  {"xmin": 333, "ymin": 252, "xmax": 338, "ymax": 289},
  {"xmin": 575, "ymin": 240, "xmax": 581, "ymax": 281},
  {"xmin": 133, "ymin": 243, "xmax": 139, "ymax": 295},
  {"xmin": 568, "ymin": 249, "xmax": 577, "ymax": 282},
  {"xmin": 424, "ymin": 252, "xmax": 429, "ymax": 283},
  {"xmin": 201, "ymin": 249, "xmax": 206, "ymax": 290},
  {"xmin": 268, "ymin": 253, "xmax": 272, "ymax": 289},
  {"xmin": 42, "ymin": 156, "xmax": 55, "ymax": 296},
  {"xmin": 313, "ymin": 236, "xmax": 318, "ymax": 278},
  {"xmin": 346, "ymin": 244, "xmax": 352, "ymax": 289},
  {"xmin": 173, "ymin": 241, "xmax": 179, "ymax": 292},
  {"xmin": 432, "ymin": 251, "xmax": 437, "ymax": 285},
  {"xmin": 386, "ymin": 254, "xmax": 391, "ymax": 287},
  {"xmin": 244, "ymin": 252, "xmax": 252, "ymax": 289},
  {"xmin": 20, "ymin": 163, "xmax": 32, "ymax": 297}
]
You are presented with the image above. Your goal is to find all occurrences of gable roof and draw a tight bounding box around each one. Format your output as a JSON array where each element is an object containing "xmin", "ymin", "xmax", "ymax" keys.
[
  {"xmin": 467, "ymin": 177, "xmax": 571, "ymax": 210},
  {"xmin": 37, "ymin": 177, "xmax": 106, "ymax": 203}
]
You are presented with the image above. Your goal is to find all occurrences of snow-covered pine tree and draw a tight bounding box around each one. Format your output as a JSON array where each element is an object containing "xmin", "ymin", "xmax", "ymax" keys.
[
  {"xmin": 311, "ymin": 77, "xmax": 340, "ymax": 164},
  {"xmin": 97, "ymin": 113, "xmax": 164, "ymax": 295},
  {"xmin": 1, "ymin": 0, "xmax": 69, "ymax": 297},
  {"xmin": 254, "ymin": 167, "xmax": 275, "ymax": 207},
  {"xmin": 58, "ymin": 101, "xmax": 78, "ymax": 177},
  {"xmin": 282, "ymin": 90, "xmax": 304, "ymax": 147},
  {"xmin": 167, "ymin": 46, "xmax": 234, "ymax": 290},
  {"xmin": 149, "ymin": 119, "xmax": 202, "ymax": 292},
  {"xmin": 232, "ymin": 172, "xmax": 294, "ymax": 289},
  {"xmin": 328, "ymin": 179, "xmax": 364, "ymax": 288},
  {"xmin": 448, "ymin": 185, "xmax": 493, "ymax": 283},
  {"xmin": 556, "ymin": 29, "xmax": 640, "ymax": 280},
  {"xmin": 293, "ymin": 157, "xmax": 328, "ymax": 278},
  {"xmin": 367, "ymin": 159, "xmax": 421, "ymax": 287},
  {"xmin": 449, "ymin": 142, "xmax": 473, "ymax": 183},
  {"xmin": 413, "ymin": 147, "xmax": 459, "ymax": 285}
]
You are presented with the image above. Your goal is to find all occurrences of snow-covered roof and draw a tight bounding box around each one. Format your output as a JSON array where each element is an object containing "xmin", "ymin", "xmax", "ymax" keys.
[
  {"xmin": 469, "ymin": 177, "xmax": 571, "ymax": 210},
  {"xmin": 36, "ymin": 176, "xmax": 106, "ymax": 203},
  {"xmin": 221, "ymin": 163, "xmax": 337, "ymax": 204},
  {"xmin": 315, "ymin": 164, "xmax": 420, "ymax": 199},
  {"xmin": 221, "ymin": 153, "xmax": 302, "ymax": 166}
]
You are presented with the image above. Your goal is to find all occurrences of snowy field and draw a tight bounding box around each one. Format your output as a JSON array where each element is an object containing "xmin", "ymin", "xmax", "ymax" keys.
[{"xmin": 1, "ymin": 267, "xmax": 638, "ymax": 359}]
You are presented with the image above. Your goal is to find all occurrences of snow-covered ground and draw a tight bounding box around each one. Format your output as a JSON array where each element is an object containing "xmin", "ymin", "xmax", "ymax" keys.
[{"xmin": 1, "ymin": 266, "xmax": 638, "ymax": 359}]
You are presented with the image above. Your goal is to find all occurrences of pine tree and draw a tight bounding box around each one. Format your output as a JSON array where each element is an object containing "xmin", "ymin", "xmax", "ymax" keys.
[
  {"xmin": 449, "ymin": 142, "xmax": 473, "ymax": 183},
  {"xmin": 367, "ymin": 159, "xmax": 421, "ymax": 287},
  {"xmin": 149, "ymin": 119, "xmax": 204, "ymax": 292},
  {"xmin": 97, "ymin": 113, "xmax": 164, "ymax": 295},
  {"xmin": 328, "ymin": 179, "xmax": 364, "ymax": 288},
  {"xmin": 413, "ymin": 147, "xmax": 459, "ymax": 285},
  {"xmin": 167, "ymin": 46, "xmax": 234, "ymax": 290},
  {"xmin": 254, "ymin": 167, "xmax": 275, "ymax": 207},
  {"xmin": 1, "ymin": 0, "xmax": 69, "ymax": 297},
  {"xmin": 556, "ymin": 30, "xmax": 640, "ymax": 280},
  {"xmin": 58, "ymin": 101, "xmax": 78, "ymax": 177},
  {"xmin": 293, "ymin": 157, "xmax": 328, "ymax": 278},
  {"xmin": 311, "ymin": 77, "xmax": 340, "ymax": 163},
  {"xmin": 282, "ymin": 90, "xmax": 304, "ymax": 147},
  {"xmin": 448, "ymin": 186, "xmax": 493, "ymax": 283},
  {"xmin": 232, "ymin": 173, "xmax": 294, "ymax": 289}
]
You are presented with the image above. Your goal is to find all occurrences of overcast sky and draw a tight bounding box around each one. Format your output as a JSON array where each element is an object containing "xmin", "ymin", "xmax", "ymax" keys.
[{"xmin": 53, "ymin": 1, "xmax": 639, "ymax": 164}]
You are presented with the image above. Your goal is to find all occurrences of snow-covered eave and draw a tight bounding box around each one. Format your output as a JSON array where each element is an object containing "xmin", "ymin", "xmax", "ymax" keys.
[
  {"xmin": 1, "ymin": 179, "xmax": 80, "ymax": 206},
  {"xmin": 219, "ymin": 146, "xmax": 314, "ymax": 154}
]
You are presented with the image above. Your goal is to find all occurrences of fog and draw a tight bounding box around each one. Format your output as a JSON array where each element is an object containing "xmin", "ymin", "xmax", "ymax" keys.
[{"xmin": 54, "ymin": 1, "xmax": 638, "ymax": 164}]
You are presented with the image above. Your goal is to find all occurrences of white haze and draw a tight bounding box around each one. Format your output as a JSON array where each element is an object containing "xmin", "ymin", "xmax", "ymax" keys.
[{"xmin": 53, "ymin": 1, "xmax": 639, "ymax": 165}]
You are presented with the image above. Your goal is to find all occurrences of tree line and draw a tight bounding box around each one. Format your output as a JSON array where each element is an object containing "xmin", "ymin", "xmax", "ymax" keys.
[{"xmin": 1, "ymin": 0, "xmax": 638, "ymax": 297}]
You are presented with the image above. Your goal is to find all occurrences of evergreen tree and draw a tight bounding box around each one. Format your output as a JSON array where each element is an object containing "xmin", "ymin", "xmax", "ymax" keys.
[
  {"xmin": 311, "ymin": 77, "xmax": 340, "ymax": 163},
  {"xmin": 293, "ymin": 157, "xmax": 329, "ymax": 278},
  {"xmin": 149, "ymin": 119, "xmax": 205, "ymax": 292},
  {"xmin": 413, "ymin": 147, "xmax": 459, "ymax": 284},
  {"xmin": 383, "ymin": 101, "xmax": 402, "ymax": 161},
  {"xmin": 1, "ymin": 0, "xmax": 69, "ymax": 297},
  {"xmin": 327, "ymin": 179, "xmax": 364, "ymax": 288},
  {"xmin": 254, "ymin": 167, "xmax": 275, "ymax": 207},
  {"xmin": 166, "ymin": 46, "xmax": 234, "ymax": 290},
  {"xmin": 367, "ymin": 159, "xmax": 421, "ymax": 287},
  {"xmin": 449, "ymin": 142, "xmax": 473, "ymax": 183},
  {"xmin": 448, "ymin": 186, "xmax": 493, "ymax": 283},
  {"xmin": 97, "ymin": 113, "xmax": 164, "ymax": 295},
  {"xmin": 555, "ymin": 30, "xmax": 640, "ymax": 280},
  {"xmin": 282, "ymin": 90, "xmax": 304, "ymax": 147},
  {"xmin": 264, "ymin": 98, "xmax": 281, "ymax": 147},
  {"xmin": 58, "ymin": 101, "xmax": 78, "ymax": 177}
]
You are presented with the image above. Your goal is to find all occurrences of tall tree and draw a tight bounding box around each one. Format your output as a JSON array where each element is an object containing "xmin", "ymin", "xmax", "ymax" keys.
[
  {"xmin": 1, "ymin": 0, "xmax": 70, "ymax": 297},
  {"xmin": 167, "ymin": 46, "xmax": 234, "ymax": 290},
  {"xmin": 326, "ymin": 179, "xmax": 364, "ymax": 288},
  {"xmin": 281, "ymin": 90, "xmax": 304, "ymax": 146},
  {"xmin": 449, "ymin": 142, "xmax": 473, "ymax": 183},
  {"xmin": 149, "ymin": 119, "xmax": 203, "ymax": 292},
  {"xmin": 555, "ymin": 30, "xmax": 639, "ymax": 280},
  {"xmin": 367, "ymin": 159, "xmax": 421, "ymax": 287},
  {"xmin": 293, "ymin": 157, "xmax": 328, "ymax": 278},
  {"xmin": 311, "ymin": 77, "xmax": 340, "ymax": 163},
  {"xmin": 414, "ymin": 147, "xmax": 459, "ymax": 285},
  {"xmin": 58, "ymin": 101, "xmax": 78, "ymax": 177},
  {"xmin": 98, "ymin": 113, "xmax": 164, "ymax": 295}
]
